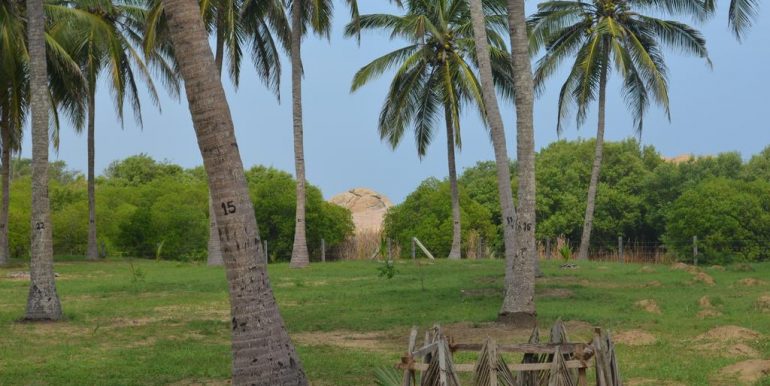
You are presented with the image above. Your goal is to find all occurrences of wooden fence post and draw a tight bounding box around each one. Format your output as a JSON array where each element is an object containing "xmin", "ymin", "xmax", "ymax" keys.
[
  {"xmin": 321, "ymin": 239, "xmax": 326, "ymax": 263},
  {"xmin": 618, "ymin": 236, "xmax": 624, "ymax": 264},
  {"xmin": 546, "ymin": 238, "xmax": 552, "ymax": 260},
  {"xmin": 693, "ymin": 236, "xmax": 698, "ymax": 266},
  {"xmin": 411, "ymin": 238, "xmax": 416, "ymax": 260}
]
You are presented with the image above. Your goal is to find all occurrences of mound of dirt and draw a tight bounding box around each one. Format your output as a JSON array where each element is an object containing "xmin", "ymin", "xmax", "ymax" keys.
[
  {"xmin": 695, "ymin": 326, "xmax": 762, "ymax": 343},
  {"xmin": 715, "ymin": 360, "xmax": 770, "ymax": 385},
  {"xmin": 711, "ymin": 265, "xmax": 726, "ymax": 271},
  {"xmin": 671, "ymin": 262, "xmax": 700, "ymax": 273},
  {"xmin": 737, "ymin": 278, "xmax": 768, "ymax": 287},
  {"xmin": 756, "ymin": 294, "xmax": 770, "ymax": 313},
  {"xmin": 699, "ymin": 296, "xmax": 713, "ymax": 308},
  {"xmin": 639, "ymin": 266, "xmax": 656, "ymax": 273},
  {"xmin": 635, "ymin": 299, "xmax": 662, "ymax": 314},
  {"xmin": 614, "ymin": 330, "xmax": 657, "ymax": 346},
  {"xmin": 692, "ymin": 272, "xmax": 715, "ymax": 286}
]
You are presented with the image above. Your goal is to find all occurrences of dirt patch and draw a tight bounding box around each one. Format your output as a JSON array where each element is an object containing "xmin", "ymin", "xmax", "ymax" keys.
[
  {"xmin": 697, "ymin": 296, "xmax": 722, "ymax": 318},
  {"xmin": 626, "ymin": 378, "xmax": 685, "ymax": 386},
  {"xmin": 108, "ymin": 317, "xmax": 162, "ymax": 328},
  {"xmin": 460, "ymin": 288, "xmax": 498, "ymax": 298},
  {"xmin": 711, "ymin": 265, "xmax": 726, "ymax": 271},
  {"xmin": 737, "ymin": 278, "xmax": 768, "ymax": 287},
  {"xmin": 756, "ymin": 294, "xmax": 770, "ymax": 313},
  {"xmin": 639, "ymin": 266, "xmax": 656, "ymax": 273},
  {"xmin": 635, "ymin": 299, "xmax": 662, "ymax": 314},
  {"xmin": 292, "ymin": 330, "xmax": 400, "ymax": 352},
  {"xmin": 154, "ymin": 304, "xmax": 230, "ymax": 322},
  {"xmin": 695, "ymin": 326, "xmax": 762, "ymax": 343},
  {"xmin": 613, "ymin": 330, "xmax": 657, "ymax": 346},
  {"xmin": 11, "ymin": 321, "xmax": 91, "ymax": 338},
  {"xmin": 4, "ymin": 271, "xmax": 61, "ymax": 280},
  {"xmin": 692, "ymin": 272, "xmax": 715, "ymax": 286},
  {"xmin": 715, "ymin": 360, "xmax": 770, "ymax": 385},
  {"xmin": 644, "ymin": 280, "xmax": 662, "ymax": 288},
  {"xmin": 671, "ymin": 263, "xmax": 699, "ymax": 273},
  {"xmin": 699, "ymin": 296, "xmax": 713, "ymax": 308},
  {"xmin": 537, "ymin": 288, "xmax": 574, "ymax": 299}
]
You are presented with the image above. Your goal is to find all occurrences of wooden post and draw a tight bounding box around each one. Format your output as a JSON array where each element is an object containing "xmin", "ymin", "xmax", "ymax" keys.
[
  {"xmin": 402, "ymin": 327, "xmax": 418, "ymax": 386},
  {"xmin": 411, "ymin": 238, "xmax": 416, "ymax": 260},
  {"xmin": 321, "ymin": 239, "xmax": 326, "ymax": 263},
  {"xmin": 618, "ymin": 236, "xmax": 624, "ymax": 264},
  {"xmin": 546, "ymin": 238, "xmax": 552, "ymax": 260},
  {"xmin": 413, "ymin": 238, "xmax": 435, "ymax": 260},
  {"xmin": 693, "ymin": 236, "xmax": 698, "ymax": 266},
  {"xmin": 488, "ymin": 338, "xmax": 498, "ymax": 386},
  {"xmin": 263, "ymin": 240, "xmax": 268, "ymax": 264}
]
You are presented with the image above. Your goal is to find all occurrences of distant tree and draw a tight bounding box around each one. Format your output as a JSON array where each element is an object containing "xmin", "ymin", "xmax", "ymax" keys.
[
  {"xmin": 349, "ymin": 0, "xmax": 512, "ymax": 259},
  {"xmin": 529, "ymin": 0, "xmax": 711, "ymax": 261},
  {"xmin": 744, "ymin": 146, "xmax": 770, "ymax": 182}
]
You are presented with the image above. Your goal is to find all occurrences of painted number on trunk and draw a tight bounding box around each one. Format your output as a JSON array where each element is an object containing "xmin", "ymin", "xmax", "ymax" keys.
[
  {"xmin": 35, "ymin": 222, "xmax": 45, "ymax": 230},
  {"xmin": 221, "ymin": 201, "xmax": 236, "ymax": 216}
]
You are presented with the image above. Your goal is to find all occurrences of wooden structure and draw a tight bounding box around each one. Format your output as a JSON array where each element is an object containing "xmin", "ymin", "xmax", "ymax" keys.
[{"xmin": 395, "ymin": 321, "xmax": 622, "ymax": 386}]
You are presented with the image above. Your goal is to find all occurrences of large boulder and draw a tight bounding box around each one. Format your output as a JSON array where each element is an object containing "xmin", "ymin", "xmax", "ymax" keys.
[{"xmin": 329, "ymin": 188, "xmax": 393, "ymax": 234}]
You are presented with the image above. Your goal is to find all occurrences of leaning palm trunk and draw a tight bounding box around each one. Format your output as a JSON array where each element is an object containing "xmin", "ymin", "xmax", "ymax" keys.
[
  {"xmin": 207, "ymin": 28, "xmax": 227, "ymax": 267},
  {"xmin": 161, "ymin": 0, "xmax": 307, "ymax": 383},
  {"xmin": 25, "ymin": 0, "xmax": 62, "ymax": 321},
  {"xmin": 467, "ymin": 0, "xmax": 517, "ymax": 285},
  {"xmin": 289, "ymin": 1, "xmax": 309, "ymax": 268},
  {"xmin": 0, "ymin": 113, "xmax": 10, "ymax": 265},
  {"xmin": 445, "ymin": 106, "xmax": 462, "ymax": 260},
  {"xmin": 499, "ymin": 0, "xmax": 537, "ymax": 326},
  {"xmin": 87, "ymin": 86, "xmax": 98, "ymax": 260},
  {"xmin": 577, "ymin": 63, "xmax": 608, "ymax": 261}
]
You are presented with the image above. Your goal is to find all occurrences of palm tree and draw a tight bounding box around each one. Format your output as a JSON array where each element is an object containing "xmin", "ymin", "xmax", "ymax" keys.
[
  {"xmin": 705, "ymin": 0, "xmax": 759, "ymax": 39},
  {"xmin": 160, "ymin": 0, "xmax": 306, "ymax": 383},
  {"xmin": 348, "ymin": 0, "xmax": 512, "ymax": 260},
  {"xmin": 25, "ymin": 0, "xmax": 63, "ymax": 321},
  {"xmin": 529, "ymin": 0, "xmax": 710, "ymax": 261},
  {"xmin": 48, "ymin": 0, "xmax": 179, "ymax": 261},
  {"xmin": 143, "ymin": 0, "xmax": 288, "ymax": 266}
]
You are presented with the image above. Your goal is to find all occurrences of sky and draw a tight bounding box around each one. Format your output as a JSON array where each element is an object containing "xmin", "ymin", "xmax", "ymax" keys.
[{"xmin": 22, "ymin": 1, "xmax": 770, "ymax": 203}]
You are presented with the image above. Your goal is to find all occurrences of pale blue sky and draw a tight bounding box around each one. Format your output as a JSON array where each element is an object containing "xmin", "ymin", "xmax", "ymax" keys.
[{"xmin": 25, "ymin": 2, "xmax": 770, "ymax": 203}]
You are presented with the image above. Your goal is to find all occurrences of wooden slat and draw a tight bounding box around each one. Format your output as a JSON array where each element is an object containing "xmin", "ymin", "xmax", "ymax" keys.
[
  {"xmin": 449, "ymin": 342, "xmax": 592, "ymax": 355},
  {"xmin": 411, "ymin": 342, "xmax": 439, "ymax": 357},
  {"xmin": 398, "ymin": 360, "xmax": 589, "ymax": 373}
]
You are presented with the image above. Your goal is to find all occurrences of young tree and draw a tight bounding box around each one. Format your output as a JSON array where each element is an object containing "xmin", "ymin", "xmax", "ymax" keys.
[
  {"xmin": 25, "ymin": 0, "xmax": 63, "ymax": 320},
  {"xmin": 529, "ymin": 0, "xmax": 710, "ymax": 261},
  {"xmin": 160, "ymin": 0, "xmax": 306, "ymax": 383},
  {"xmin": 348, "ymin": 0, "xmax": 512, "ymax": 259}
]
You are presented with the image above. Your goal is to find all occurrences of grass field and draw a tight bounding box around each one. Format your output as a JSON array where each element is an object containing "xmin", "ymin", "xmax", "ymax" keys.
[{"xmin": 1, "ymin": 258, "xmax": 770, "ymax": 385}]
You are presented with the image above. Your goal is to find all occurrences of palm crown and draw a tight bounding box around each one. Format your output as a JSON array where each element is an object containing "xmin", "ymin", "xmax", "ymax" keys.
[
  {"xmin": 348, "ymin": 0, "xmax": 512, "ymax": 156},
  {"xmin": 529, "ymin": 0, "xmax": 711, "ymax": 135}
]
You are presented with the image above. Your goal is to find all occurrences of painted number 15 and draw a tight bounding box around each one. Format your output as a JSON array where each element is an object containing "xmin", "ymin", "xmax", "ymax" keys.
[{"xmin": 221, "ymin": 201, "xmax": 236, "ymax": 216}]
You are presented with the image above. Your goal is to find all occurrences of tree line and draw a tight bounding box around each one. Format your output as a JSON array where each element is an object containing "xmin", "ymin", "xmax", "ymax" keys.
[
  {"xmin": 385, "ymin": 140, "xmax": 770, "ymax": 265},
  {"xmin": 2, "ymin": 0, "xmax": 761, "ymax": 383}
]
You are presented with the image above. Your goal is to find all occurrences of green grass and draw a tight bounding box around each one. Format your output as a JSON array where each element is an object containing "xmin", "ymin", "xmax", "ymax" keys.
[{"xmin": 1, "ymin": 258, "xmax": 769, "ymax": 385}]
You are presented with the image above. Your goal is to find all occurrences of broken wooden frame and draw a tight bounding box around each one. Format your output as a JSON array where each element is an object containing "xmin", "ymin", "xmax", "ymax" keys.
[{"xmin": 395, "ymin": 320, "xmax": 622, "ymax": 386}]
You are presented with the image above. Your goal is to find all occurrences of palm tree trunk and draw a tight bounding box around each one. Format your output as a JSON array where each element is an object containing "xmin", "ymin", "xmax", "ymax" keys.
[
  {"xmin": 25, "ymin": 0, "xmax": 62, "ymax": 321},
  {"xmin": 162, "ymin": 0, "xmax": 306, "ymax": 383},
  {"xmin": 86, "ymin": 86, "xmax": 98, "ymax": 260},
  {"xmin": 467, "ymin": 0, "xmax": 516, "ymax": 275},
  {"xmin": 208, "ymin": 27, "xmax": 226, "ymax": 267},
  {"xmin": 499, "ymin": 0, "xmax": 537, "ymax": 326},
  {"xmin": 577, "ymin": 61, "xmax": 608, "ymax": 261},
  {"xmin": 445, "ymin": 106, "xmax": 462, "ymax": 260},
  {"xmin": 289, "ymin": 0, "xmax": 309, "ymax": 268},
  {"xmin": 0, "ymin": 112, "xmax": 10, "ymax": 266}
]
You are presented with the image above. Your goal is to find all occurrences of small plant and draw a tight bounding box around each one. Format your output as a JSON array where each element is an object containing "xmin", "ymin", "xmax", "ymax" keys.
[
  {"xmin": 373, "ymin": 366, "xmax": 401, "ymax": 386},
  {"xmin": 127, "ymin": 258, "xmax": 146, "ymax": 283},
  {"xmin": 155, "ymin": 240, "xmax": 165, "ymax": 262},
  {"xmin": 559, "ymin": 244, "xmax": 572, "ymax": 262},
  {"xmin": 377, "ymin": 260, "xmax": 398, "ymax": 279}
]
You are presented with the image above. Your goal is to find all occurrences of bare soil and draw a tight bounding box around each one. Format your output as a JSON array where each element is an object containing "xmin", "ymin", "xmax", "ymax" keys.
[
  {"xmin": 692, "ymin": 272, "xmax": 715, "ymax": 286},
  {"xmin": 737, "ymin": 278, "xmax": 768, "ymax": 287},
  {"xmin": 635, "ymin": 299, "xmax": 662, "ymax": 314},
  {"xmin": 714, "ymin": 360, "xmax": 770, "ymax": 385},
  {"xmin": 695, "ymin": 326, "xmax": 762, "ymax": 343}
]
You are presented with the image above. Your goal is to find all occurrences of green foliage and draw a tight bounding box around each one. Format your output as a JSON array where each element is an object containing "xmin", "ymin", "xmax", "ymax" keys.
[
  {"xmin": 664, "ymin": 178, "xmax": 770, "ymax": 264},
  {"xmin": 383, "ymin": 177, "xmax": 495, "ymax": 258},
  {"xmin": 559, "ymin": 244, "xmax": 572, "ymax": 262},
  {"xmin": 5, "ymin": 156, "xmax": 353, "ymax": 262},
  {"xmin": 376, "ymin": 260, "xmax": 398, "ymax": 280}
]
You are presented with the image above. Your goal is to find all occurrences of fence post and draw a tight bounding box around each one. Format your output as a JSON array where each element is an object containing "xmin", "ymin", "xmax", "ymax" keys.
[
  {"xmin": 387, "ymin": 238, "xmax": 393, "ymax": 261},
  {"xmin": 411, "ymin": 238, "xmax": 416, "ymax": 260},
  {"xmin": 546, "ymin": 238, "xmax": 551, "ymax": 260},
  {"xmin": 618, "ymin": 236, "xmax": 624, "ymax": 264},
  {"xmin": 321, "ymin": 238, "xmax": 326, "ymax": 263},
  {"xmin": 693, "ymin": 236, "xmax": 698, "ymax": 266}
]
